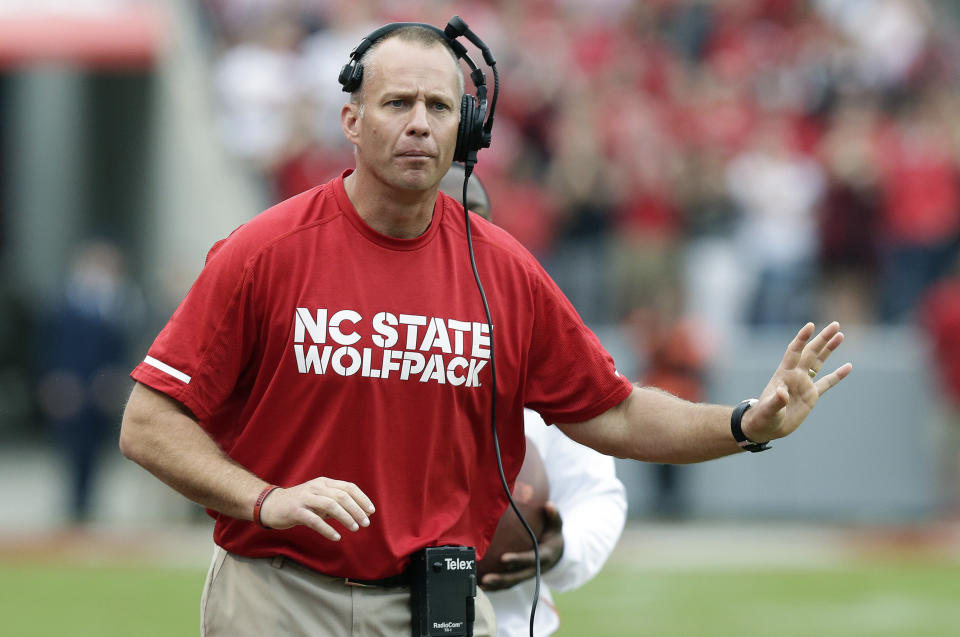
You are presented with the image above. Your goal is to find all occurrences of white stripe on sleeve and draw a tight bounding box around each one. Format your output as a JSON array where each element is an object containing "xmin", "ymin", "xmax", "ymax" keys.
[{"xmin": 143, "ymin": 356, "xmax": 192, "ymax": 384}]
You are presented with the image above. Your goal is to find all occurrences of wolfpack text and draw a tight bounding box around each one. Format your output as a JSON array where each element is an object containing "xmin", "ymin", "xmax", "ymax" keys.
[{"xmin": 292, "ymin": 308, "xmax": 490, "ymax": 388}]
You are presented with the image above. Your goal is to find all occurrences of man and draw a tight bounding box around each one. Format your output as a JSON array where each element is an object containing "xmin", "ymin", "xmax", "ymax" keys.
[
  {"xmin": 120, "ymin": 23, "xmax": 851, "ymax": 637},
  {"xmin": 439, "ymin": 164, "xmax": 628, "ymax": 637},
  {"xmin": 484, "ymin": 412, "xmax": 627, "ymax": 637}
]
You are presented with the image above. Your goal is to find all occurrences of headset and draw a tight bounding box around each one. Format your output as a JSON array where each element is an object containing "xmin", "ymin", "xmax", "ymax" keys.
[
  {"xmin": 340, "ymin": 17, "xmax": 540, "ymax": 637},
  {"xmin": 337, "ymin": 16, "xmax": 498, "ymax": 169}
]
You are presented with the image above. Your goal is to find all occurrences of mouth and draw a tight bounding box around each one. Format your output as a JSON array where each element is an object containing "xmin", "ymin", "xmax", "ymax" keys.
[{"xmin": 397, "ymin": 150, "xmax": 434, "ymax": 159}]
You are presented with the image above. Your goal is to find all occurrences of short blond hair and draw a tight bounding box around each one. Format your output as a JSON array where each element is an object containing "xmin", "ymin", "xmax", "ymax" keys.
[{"xmin": 349, "ymin": 25, "xmax": 465, "ymax": 107}]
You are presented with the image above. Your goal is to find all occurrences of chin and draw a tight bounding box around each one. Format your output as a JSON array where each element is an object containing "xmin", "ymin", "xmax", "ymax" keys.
[{"xmin": 392, "ymin": 169, "xmax": 441, "ymax": 192}]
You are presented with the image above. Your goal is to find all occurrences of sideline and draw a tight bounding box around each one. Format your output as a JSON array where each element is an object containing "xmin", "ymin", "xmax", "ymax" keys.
[{"xmin": 2, "ymin": 520, "xmax": 958, "ymax": 569}]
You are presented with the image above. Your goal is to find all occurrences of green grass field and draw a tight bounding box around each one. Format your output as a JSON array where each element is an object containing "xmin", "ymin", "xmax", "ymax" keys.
[
  {"xmin": 2, "ymin": 558, "xmax": 958, "ymax": 636},
  {"xmin": 553, "ymin": 561, "xmax": 960, "ymax": 637},
  {"xmin": 0, "ymin": 563, "xmax": 205, "ymax": 637}
]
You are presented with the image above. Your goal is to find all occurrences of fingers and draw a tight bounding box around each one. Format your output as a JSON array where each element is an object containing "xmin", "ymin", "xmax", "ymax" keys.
[
  {"xmin": 302, "ymin": 493, "xmax": 367, "ymax": 533},
  {"xmin": 748, "ymin": 383, "xmax": 788, "ymax": 432},
  {"xmin": 297, "ymin": 512, "xmax": 346, "ymax": 542},
  {"xmin": 751, "ymin": 322, "xmax": 852, "ymax": 443},
  {"xmin": 781, "ymin": 322, "xmax": 847, "ymax": 380},
  {"xmin": 476, "ymin": 504, "xmax": 568, "ymax": 591},
  {"xmin": 816, "ymin": 332, "xmax": 844, "ymax": 365},
  {"xmin": 303, "ymin": 478, "xmax": 375, "ymax": 536},
  {"xmin": 497, "ymin": 550, "xmax": 537, "ymax": 571},
  {"xmin": 317, "ymin": 477, "xmax": 376, "ymax": 520},
  {"xmin": 780, "ymin": 322, "xmax": 815, "ymax": 370},
  {"xmin": 498, "ymin": 504, "xmax": 564, "ymax": 571},
  {"xmin": 315, "ymin": 478, "xmax": 376, "ymax": 516},
  {"xmin": 535, "ymin": 503, "xmax": 565, "ymax": 569},
  {"xmin": 801, "ymin": 322, "xmax": 842, "ymax": 373},
  {"xmin": 542, "ymin": 502, "xmax": 563, "ymax": 531},
  {"xmin": 481, "ymin": 566, "xmax": 538, "ymax": 591},
  {"xmin": 482, "ymin": 529, "xmax": 564, "ymax": 591},
  {"xmin": 814, "ymin": 362, "xmax": 853, "ymax": 396},
  {"xmin": 261, "ymin": 477, "xmax": 376, "ymax": 541},
  {"xmin": 479, "ymin": 550, "xmax": 536, "ymax": 591}
]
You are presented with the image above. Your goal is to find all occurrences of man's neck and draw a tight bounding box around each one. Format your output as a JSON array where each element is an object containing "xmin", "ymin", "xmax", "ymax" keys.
[{"xmin": 343, "ymin": 170, "xmax": 438, "ymax": 239}]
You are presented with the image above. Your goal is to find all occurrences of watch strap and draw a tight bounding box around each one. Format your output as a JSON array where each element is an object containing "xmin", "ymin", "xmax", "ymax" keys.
[{"xmin": 730, "ymin": 399, "xmax": 771, "ymax": 453}]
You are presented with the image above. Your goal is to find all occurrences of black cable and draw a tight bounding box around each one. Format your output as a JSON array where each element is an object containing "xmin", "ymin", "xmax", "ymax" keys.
[
  {"xmin": 484, "ymin": 64, "xmax": 499, "ymax": 141},
  {"xmin": 460, "ymin": 164, "xmax": 541, "ymax": 637}
]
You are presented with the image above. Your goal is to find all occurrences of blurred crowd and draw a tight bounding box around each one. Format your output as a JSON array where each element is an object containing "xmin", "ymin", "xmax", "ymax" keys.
[
  {"xmin": 5, "ymin": 0, "xmax": 960, "ymax": 525},
  {"xmin": 198, "ymin": 0, "xmax": 960, "ymax": 357}
]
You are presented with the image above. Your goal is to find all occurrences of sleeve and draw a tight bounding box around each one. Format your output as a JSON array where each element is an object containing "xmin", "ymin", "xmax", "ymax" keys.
[
  {"xmin": 526, "ymin": 411, "xmax": 627, "ymax": 593},
  {"xmin": 523, "ymin": 265, "xmax": 633, "ymax": 424},
  {"xmin": 129, "ymin": 233, "xmax": 260, "ymax": 425}
]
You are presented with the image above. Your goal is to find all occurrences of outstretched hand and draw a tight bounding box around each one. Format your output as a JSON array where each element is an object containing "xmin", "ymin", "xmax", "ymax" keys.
[
  {"xmin": 741, "ymin": 322, "xmax": 853, "ymax": 444},
  {"xmin": 480, "ymin": 502, "xmax": 564, "ymax": 591}
]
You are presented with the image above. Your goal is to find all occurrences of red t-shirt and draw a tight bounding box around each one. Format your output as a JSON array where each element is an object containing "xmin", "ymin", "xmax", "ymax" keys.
[{"xmin": 131, "ymin": 171, "xmax": 632, "ymax": 579}]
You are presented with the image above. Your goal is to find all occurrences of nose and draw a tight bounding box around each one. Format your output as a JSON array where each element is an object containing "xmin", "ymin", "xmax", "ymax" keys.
[{"xmin": 406, "ymin": 101, "xmax": 430, "ymax": 137}]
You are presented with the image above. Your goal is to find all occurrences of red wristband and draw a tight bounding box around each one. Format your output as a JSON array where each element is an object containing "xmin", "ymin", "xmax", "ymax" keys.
[{"xmin": 253, "ymin": 485, "xmax": 279, "ymax": 529}]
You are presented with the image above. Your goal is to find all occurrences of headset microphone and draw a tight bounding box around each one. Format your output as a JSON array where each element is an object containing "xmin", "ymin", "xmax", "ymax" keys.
[
  {"xmin": 444, "ymin": 16, "xmax": 497, "ymax": 67},
  {"xmin": 443, "ymin": 16, "xmax": 498, "ymax": 168}
]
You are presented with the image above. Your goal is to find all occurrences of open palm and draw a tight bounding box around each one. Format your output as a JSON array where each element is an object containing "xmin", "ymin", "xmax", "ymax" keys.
[{"xmin": 742, "ymin": 322, "xmax": 853, "ymax": 443}]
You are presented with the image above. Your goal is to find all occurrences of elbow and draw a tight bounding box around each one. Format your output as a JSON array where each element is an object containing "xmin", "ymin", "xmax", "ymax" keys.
[
  {"xmin": 118, "ymin": 382, "xmax": 160, "ymax": 464},
  {"xmin": 118, "ymin": 401, "xmax": 150, "ymax": 464},
  {"xmin": 118, "ymin": 411, "xmax": 138, "ymax": 461}
]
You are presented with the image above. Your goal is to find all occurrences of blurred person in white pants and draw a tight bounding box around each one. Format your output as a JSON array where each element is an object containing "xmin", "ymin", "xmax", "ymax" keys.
[{"xmin": 485, "ymin": 411, "xmax": 626, "ymax": 637}]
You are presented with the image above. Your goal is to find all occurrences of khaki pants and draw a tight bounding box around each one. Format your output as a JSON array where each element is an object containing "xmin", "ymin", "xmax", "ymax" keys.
[{"xmin": 201, "ymin": 546, "xmax": 497, "ymax": 637}]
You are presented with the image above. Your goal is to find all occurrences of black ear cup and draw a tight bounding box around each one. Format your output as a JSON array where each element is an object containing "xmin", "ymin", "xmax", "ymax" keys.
[
  {"xmin": 338, "ymin": 62, "xmax": 363, "ymax": 94},
  {"xmin": 455, "ymin": 95, "xmax": 475, "ymax": 163},
  {"xmin": 455, "ymin": 94, "xmax": 487, "ymax": 163}
]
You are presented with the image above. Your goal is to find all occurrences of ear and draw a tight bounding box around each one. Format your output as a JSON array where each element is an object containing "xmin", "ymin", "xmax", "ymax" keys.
[{"xmin": 341, "ymin": 102, "xmax": 362, "ymax": 145}]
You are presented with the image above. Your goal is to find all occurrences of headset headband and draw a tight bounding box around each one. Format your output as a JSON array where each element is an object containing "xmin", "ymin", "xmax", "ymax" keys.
[{"xmin": 346, "ymin": 22, "xmax": 472, "ymax": 73}]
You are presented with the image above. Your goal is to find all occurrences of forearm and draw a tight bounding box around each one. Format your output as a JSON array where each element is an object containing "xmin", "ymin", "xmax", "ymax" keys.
[
  {"xmin": 625, "ymin": 386, "xmax": 742, "ymax": 463},
  {"xmin": 119, "ymin": 383, "xmax": 267, "ymax": 521},
  {"xmin": 559, "ymin": 386, "xmax": 743, "ymax": 464}
]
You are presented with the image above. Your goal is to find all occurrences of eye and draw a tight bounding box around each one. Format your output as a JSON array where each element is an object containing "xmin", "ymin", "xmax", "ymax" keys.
[
  {"xmin": 386, "ymin": 99, "xmax": 405, "ymax": 108},
  {"xmin": 431, "ymin": 102, "xmax": 451, "ymax": 112}
]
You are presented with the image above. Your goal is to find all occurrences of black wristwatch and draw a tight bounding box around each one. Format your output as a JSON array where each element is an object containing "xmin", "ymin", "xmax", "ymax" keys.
[{"xmin": 730, "ymin": 399, "xmax": 771, "ymax": 453}]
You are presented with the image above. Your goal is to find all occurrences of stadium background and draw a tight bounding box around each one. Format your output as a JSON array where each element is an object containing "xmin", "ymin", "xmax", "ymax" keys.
[{"xmin": 1, "ymin": 1, "xmax": 959, "ymax": 635}]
